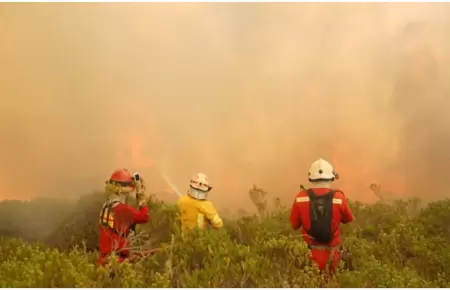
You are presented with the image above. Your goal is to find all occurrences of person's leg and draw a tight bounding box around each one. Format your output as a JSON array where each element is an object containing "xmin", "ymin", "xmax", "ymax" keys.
[
  {"xmin": 310, "ymin": 248, "xmax": 341, "ymax": 272},
  {"xmin": 329, "ymin": 250, "xmax": 341, "ymax": 273},
  {"xmin": 311, "ymin": 249, "xmax": 329, "ymax": 270}
]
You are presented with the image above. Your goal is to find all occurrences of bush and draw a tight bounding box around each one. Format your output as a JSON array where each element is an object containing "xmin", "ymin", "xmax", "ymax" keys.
[
  {"xmin": 0, "ymin": 198, "xmax": 74, "ymax": 242},
  {"xmin": 1, "ymin": 190, "xmax": 450, "ymax": 287}
]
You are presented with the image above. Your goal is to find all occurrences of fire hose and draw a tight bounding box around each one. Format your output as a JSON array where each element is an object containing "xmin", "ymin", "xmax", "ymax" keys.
[{"xmin": 118, "ymin": 247, "xmax": 163, "ymax": 263}]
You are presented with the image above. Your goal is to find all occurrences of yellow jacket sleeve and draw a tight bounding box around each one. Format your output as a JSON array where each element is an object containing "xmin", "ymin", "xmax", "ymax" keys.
[{"xmin": 199, "ymin": 201, "xmax": 223, "ymax": 229}]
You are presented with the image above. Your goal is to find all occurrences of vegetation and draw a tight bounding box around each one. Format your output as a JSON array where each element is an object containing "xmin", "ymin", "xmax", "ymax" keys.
[{"xmin": 1, "ymin": 187, "xmax": 450, "ymax": 287}]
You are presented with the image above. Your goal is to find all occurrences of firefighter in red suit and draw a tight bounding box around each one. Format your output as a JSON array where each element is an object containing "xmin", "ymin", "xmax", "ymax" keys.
[
  {"xmin": 290, "ymin": 158, "xmax": 354, "ymax": 273},
  {"xmin": 98, "ymin": 168, "xmax": 150, "ymax": 265}
]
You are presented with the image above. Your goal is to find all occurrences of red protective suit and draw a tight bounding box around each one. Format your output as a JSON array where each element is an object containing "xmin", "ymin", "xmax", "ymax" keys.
[
  {"xmin": 290, "ymin": 187, "xmax": 354, "ymax": 272},
  {"xmin": 98, "ymin": 201, "xmax": 150, "ymax": 265}
]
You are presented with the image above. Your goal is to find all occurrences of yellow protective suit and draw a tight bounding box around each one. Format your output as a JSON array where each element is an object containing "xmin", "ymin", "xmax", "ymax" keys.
[{"xmin": 177, "ymin": 194, "xmax": 223, "ymax": 232}]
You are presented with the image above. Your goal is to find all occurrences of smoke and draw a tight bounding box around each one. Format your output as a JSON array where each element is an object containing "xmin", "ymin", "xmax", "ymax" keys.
[
  {"xmin": 1, "ymin": 3, "xmax": 450, "ymax": 207},
  {"xmin": 388, "ymin": 19, "xmax": 450, "ymax": 201}
]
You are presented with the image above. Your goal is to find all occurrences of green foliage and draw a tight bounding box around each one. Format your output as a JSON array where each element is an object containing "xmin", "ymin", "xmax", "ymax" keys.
[
  {"xmin": 45, "ymin": 192, "xmax": 105, "ymax": 251},
  {"xmin": 0, "ymin": 198, "xmax": 74, "ymax": 242},
  {"xmin": 1, "ymin": 192, "xmax": 450, "ymax": 287}
]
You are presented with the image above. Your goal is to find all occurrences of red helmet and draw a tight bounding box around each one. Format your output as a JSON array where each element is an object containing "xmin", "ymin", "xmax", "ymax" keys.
[{"xmin": 108, "ymin": 168, "xmax": 134, "ymax": 188}]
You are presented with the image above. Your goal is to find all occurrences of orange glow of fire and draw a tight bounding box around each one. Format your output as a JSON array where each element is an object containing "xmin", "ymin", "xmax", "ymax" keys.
[{"xmin": 330, "ymin": 138, "xmax": 407, "ymax": 203}]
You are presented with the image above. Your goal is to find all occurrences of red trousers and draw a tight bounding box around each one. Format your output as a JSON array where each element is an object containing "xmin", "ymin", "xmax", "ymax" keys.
[{"xmin": 310, "ymin": 247, "xmax": 341, "ymax": 273}]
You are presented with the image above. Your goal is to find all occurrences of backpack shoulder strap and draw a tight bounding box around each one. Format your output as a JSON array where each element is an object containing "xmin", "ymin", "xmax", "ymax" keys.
[
  {"xmin": 306, "ymin": 189, "xmax": 337, "ymax": 200},
  {"xmin": 324, "ymin": 189, "xmax": 336, "ymax": 198},
  {"xmin": 104, "ymin": 200, "xmax": 121, "ymax": 209},
  {"xmin": 305, "ymin": 189, "xmax": 316, "ymax": 201},
  {"xmin": 100, "ymin": 200, "xmax": 129, "ymax": 238}
]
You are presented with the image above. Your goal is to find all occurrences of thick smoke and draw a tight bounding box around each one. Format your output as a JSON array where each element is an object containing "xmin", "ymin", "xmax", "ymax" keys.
[
  {"xmin": 388, "ymin": 19, "xmax": 450, "ymax": 201},
  {"xmin": 1, "ymin": 3, "xmax": 450, "ymax": 208}
]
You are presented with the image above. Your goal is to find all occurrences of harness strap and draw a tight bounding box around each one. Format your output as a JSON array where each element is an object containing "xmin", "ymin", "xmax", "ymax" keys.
[
  {"xmin": 100, "ymin": 201, "xmax": 129, "ymax": 238},
  {"xmin": 308, "ymin": 244, "xmax": 341, "ymax": 271},
  {"xmin": 308, "ymin": 244, "xmax": 340, "ymax": 250}
]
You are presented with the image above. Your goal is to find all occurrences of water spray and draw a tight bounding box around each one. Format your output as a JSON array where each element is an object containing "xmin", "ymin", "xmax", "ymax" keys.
[
  {"xmin": 159, "ymin": 170, "xmax": 182, "ymax": 197},
  {"xmin": 135, "ymin": 164, "xmax": 183, "ymax": 198}
]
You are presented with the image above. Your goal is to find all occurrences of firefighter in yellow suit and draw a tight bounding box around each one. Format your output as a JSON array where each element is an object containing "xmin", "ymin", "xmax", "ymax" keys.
[{"xmin": 177, "ymin": 172, "xmax": 223, "ymax": 232}]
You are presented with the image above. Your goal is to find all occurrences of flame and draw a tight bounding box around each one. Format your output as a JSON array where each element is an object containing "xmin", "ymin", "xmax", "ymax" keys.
[
  {"xmin": 109, "ymin": 96, "xmax": 160, "ymax": 171},
  {"xmin": 130, "ymin": 135, "xmax": 154, "ymax": 169},
  {"xmin": 110, "ymin": 107, "xmax": 177, "ymax": 199}
]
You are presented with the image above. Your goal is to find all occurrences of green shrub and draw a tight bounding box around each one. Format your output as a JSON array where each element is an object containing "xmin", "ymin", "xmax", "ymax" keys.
[
  {"xmin": 0, "ymin": 192, "xmax": 449, "ymax": 287},
  {"xmin": 0, "ymin": 198, "xmax": 74, "ymax": 242}
]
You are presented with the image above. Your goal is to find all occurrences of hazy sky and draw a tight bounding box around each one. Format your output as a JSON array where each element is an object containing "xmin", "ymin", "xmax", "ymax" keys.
[{"xmin": 1, "ymin": 3, "xmax": 450, "ymax": 209}]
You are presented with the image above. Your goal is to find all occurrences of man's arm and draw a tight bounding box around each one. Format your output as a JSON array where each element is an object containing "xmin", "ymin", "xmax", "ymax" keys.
[
  {"xmin": 201, "ymin": 201, "xmax": 223, "ymax": 229},
  {"xmin": 126, "ymin": 203, "xmax": 150, "ymax": 224},
  {"xmin": 340, "ymin": 195, "xmax": 354, "ymax": 224},
  {"xmin": 289, "ymin": 198, "xmax": 302, "ymax": 230}
]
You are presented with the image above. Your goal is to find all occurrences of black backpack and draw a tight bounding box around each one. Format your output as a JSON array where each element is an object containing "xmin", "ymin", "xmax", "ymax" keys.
[{"xmin": 305, "ymin": 189, "xmax": 335, "ymax": 244}]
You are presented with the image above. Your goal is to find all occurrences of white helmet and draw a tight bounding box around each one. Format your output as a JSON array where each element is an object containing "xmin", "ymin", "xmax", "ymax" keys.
[
  {"xmin": 188, "ymin": 172, "xmax": 212, "ymax": 200},
  {"xmin": 308, "ymin": 158, "xmax": 338, "ymax": 182}
]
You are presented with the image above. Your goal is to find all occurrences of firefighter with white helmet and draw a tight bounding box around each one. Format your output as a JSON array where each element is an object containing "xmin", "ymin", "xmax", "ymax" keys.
[
  {"xmin": 290, "ymin": 158, "xmax": 354, "ymax": 274},
  {"xmin": 98, "ymin": 168, "xmax": 151, "ymax": 265},
  {"xmin": 177, "ymin": 172, "xmax": 223, "ymax": 232}
]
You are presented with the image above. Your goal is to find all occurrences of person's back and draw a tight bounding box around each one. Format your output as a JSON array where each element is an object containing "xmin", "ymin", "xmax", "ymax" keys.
[
  {"xmin": 178, "ymin": 194, "xmax": 222, "ymax": 232},
  {"xmin": 290, "ymin": 159, "xmax": 354, "ymax": 273},
  {"xmin": 291, "ymin": 187, "xmax": 353, "ymax": 248},
  {"xmin": 99, "ymin": 198, "xmax": 150, "ymax": 263},
  {"xmin": 177, "ymin": 173, "xmax": 223, "ymax": 233}
]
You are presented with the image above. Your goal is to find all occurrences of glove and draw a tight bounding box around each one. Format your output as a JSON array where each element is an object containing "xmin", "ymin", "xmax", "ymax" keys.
[
  {"xmin": 134, "ymin": 174, "xmax": 146, "ymax": 195},
  {"xmin": 134, "ymin": 174, "xmax": 147, "ymax": 206},
  {"xmin": 136, "ymin": 193, "xmax": 148, "ymax": 207}
]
